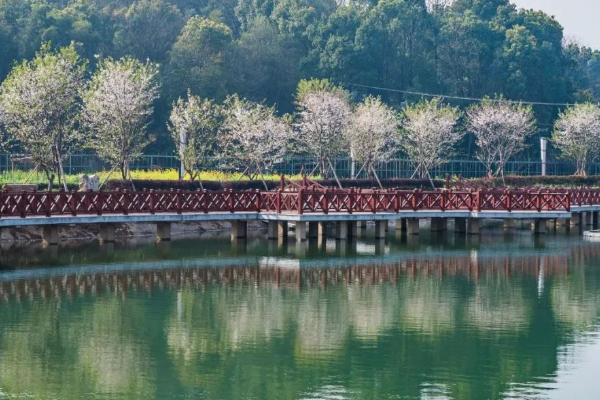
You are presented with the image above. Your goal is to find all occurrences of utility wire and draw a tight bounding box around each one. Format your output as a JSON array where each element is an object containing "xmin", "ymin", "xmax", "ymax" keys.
[{"xmin": 348, "ymin": 83, "xmax": 576, "ymax": 107}]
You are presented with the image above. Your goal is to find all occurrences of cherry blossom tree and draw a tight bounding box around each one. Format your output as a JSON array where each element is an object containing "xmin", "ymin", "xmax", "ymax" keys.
[
  {"xmin": 552, "ymin": 103, "xmax": 600, "ymax": 176},
  {"xmin": 83, "ymin": 57, "xmax": 159, "ymax": 183},
  {"xmin": 345, "ymin": 96, "xmax": 398, "ymax": 188},
  {"xmin": 220, "ymin": 95, "xmax": 291, "ymax": 189},
  {"xmin": 168, "ymin": 92, "xmax": 221, "ymax": 187},
  {"xmin": 295, "ymin": 90, "xmax": 351, "ymax": 187},
  {"xmin": 467, "ymin": 99, "xmax": 536, "ymax": 180},
  {"xmin": 398, "ymin": 98, "xmax": 462, "ymax": 183},
  {"xmin": 0, "ymin": 43, "xmax": 86, "ymax": 190}
]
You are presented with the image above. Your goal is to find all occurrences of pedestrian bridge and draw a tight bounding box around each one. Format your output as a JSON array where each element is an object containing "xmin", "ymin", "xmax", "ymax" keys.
[{"xmin": 0, "ymin": 186, "xmax": 598, "ymax": 244}]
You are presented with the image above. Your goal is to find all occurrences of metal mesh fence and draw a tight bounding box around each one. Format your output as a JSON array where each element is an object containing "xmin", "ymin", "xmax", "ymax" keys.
[{"xmin": 0, "ymin": 154, "xmax": 596, "ymax": 179}]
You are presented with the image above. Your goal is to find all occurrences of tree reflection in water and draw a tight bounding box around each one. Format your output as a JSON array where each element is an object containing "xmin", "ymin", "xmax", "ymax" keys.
[{"xmin": 0, "ymin": 240, "xmax": 599, "ymax": 399}]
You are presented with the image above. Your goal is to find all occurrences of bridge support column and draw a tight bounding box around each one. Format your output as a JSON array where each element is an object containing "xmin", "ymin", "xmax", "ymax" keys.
[
  {"xmin": 231, "ymin": 220, "xmax": 247, "ymax": 240},
  {"xmin": 42, "ymin": 225, "xmax": 59, "ymax": 246},
  {"xmin": 375, "ymin": 221, "xmax": 387, "ymax": 239},
  {"xmin": 295, "ymin": 222, "xmax": 307, "ymax": 242},
  {"xmin": 318, "ymin": 222, "xmax": 327, "ymax": 238},
  {"xmin": 278, "ymin": 221, "xmax": 288, "ymax": 238},
  {"xmin": 156, "ymin": 222, "xmax": 171, "ymax": 241},
  {"xmin": 467, "ymin": 219, "xmax": 480, "ymax": 235},
  {"xmin": 336, "ymin": 221, "xmax": 348, "ymax": 240},
  {"xmin": 348, "ymin": 221, "xmax": 358, "ymax": 238},
  {"xmin": 396, "ymin": 219, "xmax": 407, "ymax": 232},
  {"xmin": 533, "ymin": 219, "xmax": 547, "ymax": 235},
  {"xmin": 308, "ymin": 222, "xmax": 319, "ymax": 239},
  {"xmin": 431, "ymin": 218, "xmax": 447, "ymax": 232},
  {"xmin": 455, "ymin": 218, "xmax": 467, "ymax": 234},
  {"xmin": 99, "ymin": 224, "xmax": 116, "ymax": 243},
  {"xmin": 357, "ymin": 221, "xmax": 367, "ymax": 236},
  {"xmin": 570, "ymin": 212, "xmax": 581, "ymax": 227},
  {"xmin": 584, "ymin": 212, "xmax": 593, "ymax": 227},
  {"xmin": 503, "ymin": 218, "xmax": 514, "ymax": 230},
  {"xmin": 267, "ymin": 221, "xmax": 278, "ymax": 240},
  {"xmin": 594, "ymin": 211, "xmax": 600, "ymax": 229},
  {"xmin": 406, "ymin": 218, "xmax": 420, "ymax": 235}
]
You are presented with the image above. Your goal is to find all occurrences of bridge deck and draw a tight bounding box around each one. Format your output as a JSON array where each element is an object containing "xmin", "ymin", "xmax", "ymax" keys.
[{"xmin": 0, "ymin": 208, "xmax": 589, "ymax": 227}]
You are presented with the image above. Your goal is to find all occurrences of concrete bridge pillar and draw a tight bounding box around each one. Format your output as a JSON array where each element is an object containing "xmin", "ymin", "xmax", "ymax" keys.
[
  {"xmin": 431, "ymin": 218, "xmax": 447, "ymax": 232},
  {"xmin": 318, "ymin": 222, "xmax": 327, "ymax": 238},
  {"xmin": 308, "ymin": 222, "xmax": 319, "ymax": 239},
  {"xmin": 593, "ymin": 211, "xmax": 600, "ymax": 229},
  {"xmin": 586, "ymin": 212, "xmax": 594, "ymax": 226},
  {"xmin": 503, "ymin": 218, "xmax": 514, "ymax": 230},
  {"xmin": 375, "ymin": 221, "xmax": 387, "ymax": 239},
  {"xmin": 336, "ymin": 221, "xmax": 348, "ymax": 240},
  {"xmin": 455, "ymin": 218, "xmax": 467, "ymax": 234},
  {"xmin": 395, "ymin": 219, "xmax": 407, "ymax": 232},
  {"xmin": 42, "ymin": 225, "xmax": 59, "ymax": 246},
  {"xmin": 348, "ymin": 221, "xmax": 358, "ymax": 238},
  {"xmin": 533, "ymin": 219, "xmax": 547, "ymax": 235},
  {"xmin": 231, "ymin": 220, "xmax": 247, "ymax": 240},
  {"xmin": 99, "ymin": 223, "xmax": 116, "ymax": 243},
  {"xmin": 157, "ymin": 222, "xmax": 172, "ymax": 241},
  {"xmin": 570, "ymin": 212, "xmax": 581, "ymax": 227},
  {"xmin": 467, "ymin": 219, "xmax": 480, "ymax": 235},
  {"xmin": 278, "ymin": 221, "xmax": 289, "ymax": 238},
  {"xmin": 295, "ymin": 221, "xmax": 307, "ymax": 242},
  {"xmin": 267, "ymin": 221, "xmax": 278, "ymax": 240},
  {"xmin": 406, "ymin": 218, "xmax": 420, "ymax": 235}
]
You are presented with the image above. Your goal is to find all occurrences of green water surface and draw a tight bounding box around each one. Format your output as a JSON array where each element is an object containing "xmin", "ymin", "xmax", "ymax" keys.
[{"xmin": 0, "ymin": 229, "xmax": 599, "ymax": 400}]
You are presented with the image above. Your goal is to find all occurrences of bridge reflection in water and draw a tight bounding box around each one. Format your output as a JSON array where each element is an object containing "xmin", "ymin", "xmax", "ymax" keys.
[
  {"xmin": 0, "ymin": 235, "xmax": 599, "ymax": 400},
  {"xmin": 0, "ymin": 238, "xmax": 596, "ymax": 302}
]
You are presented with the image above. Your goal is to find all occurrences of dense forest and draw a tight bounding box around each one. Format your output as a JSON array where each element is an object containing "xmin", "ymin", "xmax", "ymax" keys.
[{"xmin": 1, "ymin": 0, "xmax": 600, "ymax": 155}]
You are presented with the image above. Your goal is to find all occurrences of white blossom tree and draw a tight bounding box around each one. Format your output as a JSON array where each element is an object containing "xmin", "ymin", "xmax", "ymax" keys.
[
  {"xmin": 0, "ymin": 43, "xmax": 86, "ymax": 190},
  {"xmin": 295, "ymin": 90, "xmax": 351, "ymax": 187},
  {"xmin": 467, "ymin": 99, "xmax": 536, "ymax": 180},
  {"xmin": 553, "ymin": 103, "xmax": 600, "ymax": 176},
  {"xmin": 83, "ymin": 57, "xmax": 159, "ymax": 183},
  {"xmin": 220, "ymin": 95, "xmax": 291, "ymax": 189},
  {"xmin": 398, "ymin": 98, "xmax": 462, "ymax": 183},
  {"xmin": 345, "ymin": 96, "xmax": 398, "ymax": 188},
  {"xmin": 168, "ymin": 92, "xmax": 221, "ymax": 187}
]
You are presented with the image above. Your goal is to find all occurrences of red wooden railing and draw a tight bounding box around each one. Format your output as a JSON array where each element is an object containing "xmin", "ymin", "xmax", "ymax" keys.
[{"xmin": 0, "ymin": 187, "xmax": 585, "ymax": 218}]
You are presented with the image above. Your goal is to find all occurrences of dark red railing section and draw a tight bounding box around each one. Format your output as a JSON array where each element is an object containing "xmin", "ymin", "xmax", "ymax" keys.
[{"xmin": 0, "ymin": 187, "xmax": 588, "ymax": 218}]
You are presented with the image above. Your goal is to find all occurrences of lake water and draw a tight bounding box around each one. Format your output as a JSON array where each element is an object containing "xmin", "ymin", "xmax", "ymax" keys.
[{"xmin": 0, "ymin": 226, "xmax": 599, "ymax": 399}]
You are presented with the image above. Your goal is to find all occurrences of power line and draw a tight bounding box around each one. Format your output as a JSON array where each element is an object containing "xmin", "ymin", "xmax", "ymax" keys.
[{"xmin": 348, "ymin": 83, "xmax": 577, "ymax": 107}]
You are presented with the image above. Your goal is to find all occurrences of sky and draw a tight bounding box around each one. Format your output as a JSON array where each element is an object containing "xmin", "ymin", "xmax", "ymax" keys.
[{"xmin": 511, "ymin": 0, "xmax": 600, "ymax": 49}]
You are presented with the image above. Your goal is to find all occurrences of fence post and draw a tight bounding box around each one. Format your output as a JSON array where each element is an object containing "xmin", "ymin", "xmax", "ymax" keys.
[
  {"xmin": 323, "ymin": 189, "xmax": 329, "ymax": 214},
  {"xmin": 476, "ymin": 190, "xmax": 482, "ymax": 212},
  {"xmin": 70, "ymin": 191, "xmax": 77, "ymax": 216},
  {"xmin": 297, "ymin": 188, "xmax": 304, "ymax": 215},
  {"xmin": 149, "ymin": 189, "xmax": 155, "ymax": 214},
  {"xmin": 176, "ymin": 189, "xmax": 182, "ymax": 214},
  {"xmin": 229, "ymin": 189, "xmax": 235, "ymax": 213},
  {"xmin": 256, "ymin": 189, "xmax": 261, "ymax": 212},
  {"xmin": 349, "ymin": 188, "xmax": 354, "ymax": 214},
  {"xmin": 46, "ymin": 190, "xmax": 52, "ymax": 217},
  {"xmin": 276, "ymin": 190, "xmax": 281, "ymax": 214},
  {"xmin": 202, "ymin": 190, "xmax": 209, "ymax": 214},
  {"xmin": 441, "ymin": 190, "xmax": 447, "ymax": 211},
  {"xmin": 411, "ymin": 189, "xmax": 418, "ymax": 211}
]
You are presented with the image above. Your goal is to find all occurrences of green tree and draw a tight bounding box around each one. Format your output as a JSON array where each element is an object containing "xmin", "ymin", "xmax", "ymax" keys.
[
  {"xmin": 166, "ymin": 16, "xmax": 232, "ymax": 102},
  {"xmin": 114, "ymin": 0, "xmax": 184, "ymax": 63}
]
